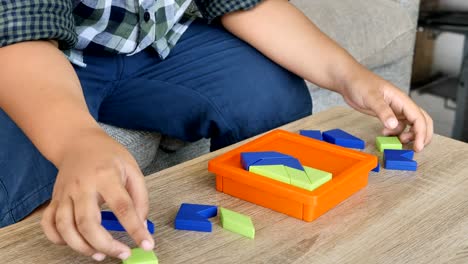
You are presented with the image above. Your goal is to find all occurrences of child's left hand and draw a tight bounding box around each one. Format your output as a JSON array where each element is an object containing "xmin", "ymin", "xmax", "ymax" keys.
[{"xmin": 340, "ymin": 69, "xmax": 433, "ymax": 152}]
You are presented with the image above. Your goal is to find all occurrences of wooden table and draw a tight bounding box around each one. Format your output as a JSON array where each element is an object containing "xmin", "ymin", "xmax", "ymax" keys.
[{"xmin": 1, "ymin": 107, "xmax": 467, "ymax": 264}]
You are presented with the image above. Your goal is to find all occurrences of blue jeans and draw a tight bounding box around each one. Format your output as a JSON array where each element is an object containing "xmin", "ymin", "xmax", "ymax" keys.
[{"xmin": 0, "ymin": 20, "xmax": 312, "ymax": 227}]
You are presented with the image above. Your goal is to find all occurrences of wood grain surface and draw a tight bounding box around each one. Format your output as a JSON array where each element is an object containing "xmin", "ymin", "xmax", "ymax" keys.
[{"xmin": 1, "ymin": 107, "xmax": 467, "ymax": 264}]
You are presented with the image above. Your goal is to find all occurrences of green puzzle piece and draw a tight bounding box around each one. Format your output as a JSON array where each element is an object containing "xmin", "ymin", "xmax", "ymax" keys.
[
  {"xmin": 285, "ymin": 166, "xmax": 314, "ymax": 191},
  {"xmin": 304, "ymin": 166, "xmax": 332, "ymax": 191},
  {"xmin": 219, "ymin": 207, "xmax": 255, "ymax": 239},
  {"xmin": 123, "ymin": 248, "xmax": 158, "ymax": 264},
  {"xmin": 376, "ymin": 136, "xmax": 402, "ymax": 152},
  {"xmin": 249, "ymin": 165, "xmax": 290, "ymax": 184}
]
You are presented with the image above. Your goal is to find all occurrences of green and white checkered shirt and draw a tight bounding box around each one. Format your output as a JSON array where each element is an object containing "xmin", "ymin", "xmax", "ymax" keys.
[{"xmin": 0, "ymin": 0, "xmax": 262, "ymax": 66}]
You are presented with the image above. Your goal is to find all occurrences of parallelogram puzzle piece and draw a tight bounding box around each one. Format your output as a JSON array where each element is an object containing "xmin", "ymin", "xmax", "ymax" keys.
[
  {"xmin": 383, "ymin": 149, "xmax": 417, "ymax": 171},
  {"xmin": 299, "ymin": 130, "xmax": 323, "ymax": 141},
  {"xmin": 322, "ymin": 129, "xmax": 365, "ymax": 149},
  {"xmin": 219, "ymin": 207, "xmax": 255, "ymax": 239},
  {"xmin": 304, "ymin": 166, "xmax": 332, "ymax": 190},
  {"xmin": 376, "ymin": 136, "xmax": 402, "ymax": 152},
  {"xmin": 241, "ymin": 151, "xmax": 303, "ymax": 171},
  {"xmin": 123, "ymin": 248, "xmax": 158, "ymax": 264},
  {"xmin": 249, "ymin": 165, "xmax": 291, "ymax": 184},
  {"xmin": 286, "ymin": 166, "xmax": 314, "ymax": 190},
  {"xmin": 101, "ymin": 211, "xmax": 155, "ymax": 234},
  {"xmin": 174, "ymin": 203, "xmax": 218, "ymax": 232}
]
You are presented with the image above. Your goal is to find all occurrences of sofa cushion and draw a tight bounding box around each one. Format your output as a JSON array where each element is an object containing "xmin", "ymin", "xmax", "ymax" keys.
[
  {"xmin": 291, "ymin": 0, "xmax": 415, "ymax": 69},
  {"xmin": 100, "ymin": 123, "xmax": 161, "ymax": 170}
]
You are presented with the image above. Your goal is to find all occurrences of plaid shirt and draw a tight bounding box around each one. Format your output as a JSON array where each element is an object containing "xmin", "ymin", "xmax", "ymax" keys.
[{"xmin": 0, "ymin": 0, "xmax": 262, "ymax": 66}]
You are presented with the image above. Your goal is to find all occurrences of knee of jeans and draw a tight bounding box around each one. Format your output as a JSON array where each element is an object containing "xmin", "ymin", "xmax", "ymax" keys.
[
  {"xmin": 0, "ymin": 180, "xmax": 14, "ymax": 228},
  {"xmin": 0, "ymin": 110, "xmax": 57, "ymax": 226},
  {"xmin": 210, "ymin": 77, "xmax": 312, "ymax": 150}
]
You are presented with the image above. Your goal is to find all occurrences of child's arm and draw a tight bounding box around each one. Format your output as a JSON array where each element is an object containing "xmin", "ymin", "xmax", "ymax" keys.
[
  {"xmin": 221, "ymin": 0, "xmax": 433, "ymax": 151},
  {"xmin": 0, "ymin": 41, "xmax": 153, "ymax": 260}
]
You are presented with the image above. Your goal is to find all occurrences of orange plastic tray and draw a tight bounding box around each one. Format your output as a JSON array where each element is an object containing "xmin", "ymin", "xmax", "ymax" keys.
[{"xmin": 208, "ymin": 129, "xmax": 377, "ymax": 222}]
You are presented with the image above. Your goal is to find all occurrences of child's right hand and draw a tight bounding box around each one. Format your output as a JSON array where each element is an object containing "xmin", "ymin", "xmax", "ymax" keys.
[{"xmin": 40, "ymin": 129, "xmax": 154, "ymax": 262}]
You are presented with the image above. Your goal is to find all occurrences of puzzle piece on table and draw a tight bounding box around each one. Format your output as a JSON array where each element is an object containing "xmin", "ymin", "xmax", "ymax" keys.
[
  {"xmin": 322, "ymin": 129, "xmax": 365, "ymax": 149},
  {"xmin": 383, "ymin": 149, "xmax": 417, "ymax": 171},
  {"xmin": 101, "ymin": 211, "xmax": 155, "ymax": 234},
  {"xmin": 299, "ymin": 130, "xmax": 323, "ymax": 141},
  {"xmin": 123, "ymin": 248, "xmax": 158, "ymax": 264},
  {"xmin": 241, "ymin": 151, "xmax": 303, "ymax": 171},
  {"xmin": 376, "ymin": 136, "xmax": 402, "ymax": 152},
  {"xmin": 249, "ymin": 165, "xmax": 291, "ymax": 184},
  {"xmin": 174, "ymin": 203, "xmax": 218, "ymax": 232},
  {"xmin": 372, "ymin": 162, "xmax": 380, "ymax": 172},
  {"xmin": 219, "ymin": 207, "xmax": 255, "ymax": 239},
  {"xmin": 304, "ymin": 166, "xmax": 332, "ymax": 190}
]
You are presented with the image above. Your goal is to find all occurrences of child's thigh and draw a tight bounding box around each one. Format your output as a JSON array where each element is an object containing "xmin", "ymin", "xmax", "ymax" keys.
[
  {"xmin": 98, "ymin": 19, "xmax": 312, "ymax": 149},
  {"xmin": 0, "ymin": 110, "xmax": 57, "ymax": 227}
]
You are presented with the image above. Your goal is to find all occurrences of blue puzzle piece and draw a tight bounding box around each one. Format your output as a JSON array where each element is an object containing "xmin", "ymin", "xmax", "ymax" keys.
[
  {"xmin": 252, "ymin": 157, "xmax": 303, "ymax": 171},
  {"xmin": 372, "ymin": 162, "xmax": 380, "ymax": 172},
  {"xmin": 101, "ymin": 211, "xmax": 155, "ymax": 234},
  {"xmin": 174, "ymin": 203, "xmax": 218, "ymax": 232},
  {"xmin": 383, "ymin": 149, "xmax": 417, "ymax": 171},
  {"xmin": 322, "ymin": 129, "xmax": 365, "ymax": 149},
  {"xmin": 241, "ymin": 151, "xmax": 285, "ymax": 170},
  {"xmin": 299, "ymin": 130, "xmax": 323, "ymax": 141},
  {"xmin": 241, "ymin": 151, "xmax": 304, "ymax": 171}
]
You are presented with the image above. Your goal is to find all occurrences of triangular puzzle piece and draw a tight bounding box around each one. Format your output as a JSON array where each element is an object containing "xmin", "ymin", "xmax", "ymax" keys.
[
  {"xmin": 174, "ymin": 203, "xmax": 218, "ymax": 232},
  {"xmin": 299, "ymin": 130, "xmax": 323, "ymax": 141},
  {"xmin": 101, "ymin": 211, "xmax": 155, "ymax": 234},
  {"xmin": 241, "ymin": 151, "xmax": 286, "ymax": 170},
  {"xmin": 383, "ymin": 149, "xmax": 417, "ymax": 171},
  {"xmin": 285, "ymin": 166, "xmax": 314, "ymax": 191},
  {"xmin": 304, "ymin": 166, "xmax": 332, "ymax": 191},
  {"xmin": 322, "ymin": 129, "xmax": 365, "ymax": 149},
  {"xmin": 249, "ymin": 165, "xmax": 291, "ymax": 184},
  {"xmin": 241, "ymin": 151, "xmax": 303, "ymax": 171},
  {"xmin": 253, "ymin": 157, "xmax": 304, "ymax": 171}
]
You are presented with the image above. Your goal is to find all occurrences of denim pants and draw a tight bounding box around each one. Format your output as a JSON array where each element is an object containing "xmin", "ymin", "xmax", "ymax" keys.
[{"xmin": 0, "ymin": 19, "xmax": 312, "ymax": 227}]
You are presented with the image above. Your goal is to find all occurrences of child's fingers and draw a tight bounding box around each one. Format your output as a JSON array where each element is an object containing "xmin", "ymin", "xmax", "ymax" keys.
[
  {"xmin": 382, "ymin": 120, "xmax": 407, "ymax": 136},
  {"xmin": 401, "ymin": 101, "xmax": 427, "ymax": 152},
  {"xmin": 73, "ymin": 193, "xmax": 130, "ymax": 261},
  {"xmin": 101, "ymin": 183, "xmax": 154, "ymax": 251},
  {"xmin": 54, "ymin": 196, "xmax": 96, "ymax": 257},
  {"xmin": 41, "ymin": 200, "xmax": 66, "ymax": 245},
  {"xmin": 399, "ymin": 130, "xmax": 415, "ymax": 144},
  {"xmin": 368, "ymin": 94, "xmax": 399, "ymax": 130},
  {"xmin": 421, "ymin": 108, "xmax": 434, "ymax": 145},
  {"xmin": 125, "ymin": 164, "xmax": 150, "ymax": 225}
]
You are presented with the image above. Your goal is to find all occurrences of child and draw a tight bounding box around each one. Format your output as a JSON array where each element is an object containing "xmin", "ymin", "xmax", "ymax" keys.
[{"xmin": 0, "ymin": 0, "xmax": 432, "ymax": 261}]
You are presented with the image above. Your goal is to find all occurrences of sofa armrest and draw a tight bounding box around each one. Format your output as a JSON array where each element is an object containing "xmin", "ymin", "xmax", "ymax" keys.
[{"xmin": 387, "ymin": 0, "xmax": 421, "ymax": 25}]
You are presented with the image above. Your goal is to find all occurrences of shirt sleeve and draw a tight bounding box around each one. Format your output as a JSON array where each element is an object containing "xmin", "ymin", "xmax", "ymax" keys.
[
  {"xmin": 194, "ymin": 0, "xmax": 263, "ymax": 21},
  {"xmin": 0, "ymin": 0, "xmax": 77, "ymax": 50}
]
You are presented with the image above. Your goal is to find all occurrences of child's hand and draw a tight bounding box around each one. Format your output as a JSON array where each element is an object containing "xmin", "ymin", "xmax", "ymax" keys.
[
  {"xmin": 340, "ymin": 69, "xmax": 433, "ymax": 152},
  {"xmin": 40, "ymin": 129, "xmax": 153, "ymax": 261}
]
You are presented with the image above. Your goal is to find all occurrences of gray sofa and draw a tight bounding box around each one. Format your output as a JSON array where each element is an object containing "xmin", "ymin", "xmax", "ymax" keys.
[{"xmin": 101, "ymin": 0, "xmax": 421, "ymax": 175}]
